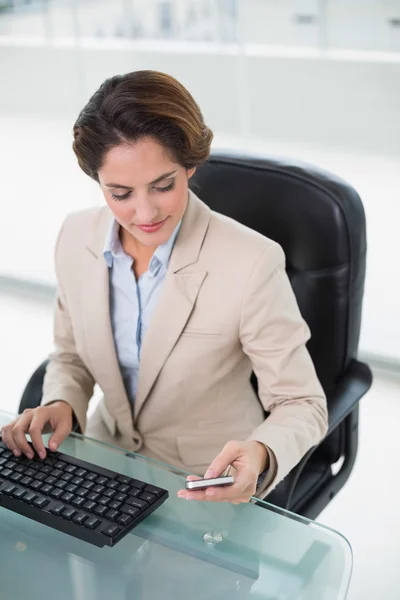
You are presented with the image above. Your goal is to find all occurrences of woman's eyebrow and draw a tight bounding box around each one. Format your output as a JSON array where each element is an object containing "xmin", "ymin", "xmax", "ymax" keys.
[{"xmin": 105, "ymin": 170, "xmax": 177, "ymax": 189}]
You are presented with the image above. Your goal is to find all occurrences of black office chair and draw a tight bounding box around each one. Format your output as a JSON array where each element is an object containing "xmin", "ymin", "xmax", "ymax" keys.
[{"xmin": 19, "ymin": 149, "xmax": 372, "ymax": 520}]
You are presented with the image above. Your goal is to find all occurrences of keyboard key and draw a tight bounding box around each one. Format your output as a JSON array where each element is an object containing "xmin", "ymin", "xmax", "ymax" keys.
[
  {"xmin": 54, "ymin": 480, "xmax": 67, "ymax": 490},
  {"xmin": 40, "ymin": 465, "xmax": 53, "ymax": 475},
  {"xmin": 12, "ymin": 488, "xmax": 26, "ymax": 500},
  {"xmin": 94, "ymin": 505, "xmax": 108, "ymax": 517},
  {"xmin": 145, "ymin": 485, "xmax": 165, "ymax": 498},
  {"xmin": 5, "ymin": 461, "xmax": 16, "ymax": 469},
  {"xmin": 66, "ymin": 484, "xmax": 78, "ymax": 494},
  {"xmin": 61, "ymin": 492, "xmax": 74, "ymax": 504},
  {"xmin": 109, "ymin": 500, "xmax": 122, "ymax": 511},
  {"xmin": 106, "ymin": 480, "xmax": 119, "ymax": 490},
  {"xmin": 126, "ymin": 497, "xmax": 149, "ymax": 511},
  {"xmin": 105, "ymin": 509, "xmax": 119, "ymax": 521},
  {"xmin": 50, "ymin": 504, "xmax": 65, "ymax": 516},
  {"xmin": 25, "ymin": 468, "xmax": 36, "ymax": 478},
  {"xmin": 71, "ymin": 496, "xmax": 86, "ymax": 508},
  {"xmin": 84, "ymin": 517, "xmax": 101, "ymax": 530},
  {"xmin": 52, "ymin": 469, "xmax": 63, "ymax": 479},
  {"xmin": 118, "ymin": 484, "xmax": 130, "ymax": 494},
  {"xmin": 1, "ymin": 468, "xmax": 12, "ymax": 479},
  {"xmin": 50, "ymin": 488, "xmax": 63, "ymax": 499},
  {"xmin": 40, "ymin": 484, "xmax": 53, "ymax": 495},
  {"xmin": 116, "ymin": 475, "xmax": 131, "ymax": 485},
  {"xmin": 21, "ymin": 476, "xmax": 33, "ymax": 487},
  {"xmin": 31, "ymin": 480, "xmax": 42, "ymax": 491},
  {"xmin": 96, "ymin": 476, "xmax": 109, "ymax": 486},
  {"xmin": 73, "ymin": 512, "xmax": 87, "ymax": 525},
  {"xmin": 62, "ymin": 507, "xmax": 76, "ymax": 520},
  {"xmin": 71, "ymin": 477, "xmax": 84, "ymax": 487},
  {"xmin": 10, "ymin": 473, "xmax": 23, "ymax": 483},
  {"xmin": 104, "ymin": 489, "xmax": 116, "ymax": 499},
  {"xmin": 0, "ymin": 456, "xmax": 7, "ymax": 466},
  {"xmin": 23, "ymin": 491, "xmax": 37, "ymax": 504},
  {"xmin": 127, "ymin": 487, "xmax": 141, "ymax": 497},
  {"xmin": 65, "ymin": 465, "xmax": 77, "ymax": 474},
  {"xmin": 87, "ymin": 492, "xmax": 99, "ymax": 502},
  {"xmin": 34, "ymin": 472, "xmax": 46, "ymax": 482},
  {"xmin": 98, "ymin": 496, "xmax": 110, "ymax": 506},
  {"xmin": 86, "ymin": 472, "xmax": 97, "ymax": 482},
  {"xmin": 33, "ymin": 496, "xmax": 49, "ymax": 509},
  {"xmin": 82, "ymin": 481, "xmax": 94, "ymax": 491},
  {"xmin": 114, "ymin": 493, "xmax": 127, "ymax": 503},
  {"xmin": 140, "ymin": 492, "xmax": 157, "ymax": 504},
  {"xmin": 76, "ymin": 468, "xmax": 87, "ymax": 478},
  {"xmin": 45, "ymin": 476, "xmax": 57, "ymax": 485},
  {"xmin": 61, "ymin": 473, "xmax": 73, "ymax": 482},
  {"xmin": 120, "ymin": 505, "xmax": 140, "ymax": 519},
  {"xmin": 83, "ymin": 500, "xmax": 96, "ymax": 512},
  {"xmin": 76, "ymin": 487, "xmax": 88, "ymax": 497},
  {"xmin": 92, "ymin": 485, "xmax": 105, "ymax": 495},
  {"xmin": 117, "ymin": 514, "xmax": 133, "ymax": 526},
  {"xmin": 15, "ymin": 464, "xmax": 27, "ymax": 474},
  {"xmin": 130, "ymin": 479, "xmax": 146, "ymax": 490},
  {"xmin": 55, "ymin": 461, "xmax": 66, "ymax": 470},
  {"xmin": 102, "ymin": 524, "xmax": 121, "ymax": 537}
]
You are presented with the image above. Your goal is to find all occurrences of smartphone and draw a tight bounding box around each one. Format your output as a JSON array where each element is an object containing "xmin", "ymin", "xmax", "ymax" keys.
[{"xmin": 185, "ymin": 475, "xmax": 235, "ymax": 490}]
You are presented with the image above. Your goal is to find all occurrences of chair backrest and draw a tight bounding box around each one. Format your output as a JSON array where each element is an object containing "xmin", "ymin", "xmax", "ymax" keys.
[{"xmin": 190, "ymin": 150, "xmax": 367, "ymax": 393}]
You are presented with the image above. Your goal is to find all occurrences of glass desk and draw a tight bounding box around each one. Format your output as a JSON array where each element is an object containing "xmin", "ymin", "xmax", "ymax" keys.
[{"xmin": 0, "ymin": 410, "xmax": 352, "ymax": 599}]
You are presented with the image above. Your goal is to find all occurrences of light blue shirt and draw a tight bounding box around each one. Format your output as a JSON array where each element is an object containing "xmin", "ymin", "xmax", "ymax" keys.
[{"xmin": 103, "ymin": 219, "xmax": 181, "ymax": 406}]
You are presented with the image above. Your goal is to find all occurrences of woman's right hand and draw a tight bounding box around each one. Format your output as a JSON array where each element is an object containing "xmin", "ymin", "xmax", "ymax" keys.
[{"xmin": 0, "ymin": 401, "xmax": 73, "ymax": 460}]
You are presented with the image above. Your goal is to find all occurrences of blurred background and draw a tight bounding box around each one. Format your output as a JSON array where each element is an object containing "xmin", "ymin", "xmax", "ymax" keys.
[{"xmin": 0, "ymin": 1, "xmax": 399, "ymax": 598}]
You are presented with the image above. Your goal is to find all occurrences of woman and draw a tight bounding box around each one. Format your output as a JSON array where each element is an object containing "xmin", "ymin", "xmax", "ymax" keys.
[{"xmin": 1, "ymin": 71, "xmax": 328, "ymax": 504}]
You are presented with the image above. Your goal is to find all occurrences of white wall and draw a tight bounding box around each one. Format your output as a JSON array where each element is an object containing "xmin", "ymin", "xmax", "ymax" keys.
[{"xmin": 0, "ymin": 41, "xmax": 399, "ymax": 154}]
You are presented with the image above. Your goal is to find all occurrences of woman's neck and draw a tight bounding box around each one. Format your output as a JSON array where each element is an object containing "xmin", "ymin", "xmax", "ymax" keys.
[{"xmin": 120, "ymin": 227, "xmax": 156, "ymax": 278}]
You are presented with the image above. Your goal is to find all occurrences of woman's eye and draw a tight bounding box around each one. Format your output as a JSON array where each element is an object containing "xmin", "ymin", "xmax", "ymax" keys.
[
  {"xmin": 154, "ymin": 182, "xmax": 174, "ymax": 193},
  {"xmin": 111, "ymin": 191, "xmax": 131, "ymax": 201}
]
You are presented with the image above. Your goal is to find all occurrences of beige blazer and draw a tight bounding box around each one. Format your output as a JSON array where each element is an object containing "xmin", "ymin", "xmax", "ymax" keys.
[{"xmin": 42, "ymin": 191, "xmax": 328, "ymax": 497}]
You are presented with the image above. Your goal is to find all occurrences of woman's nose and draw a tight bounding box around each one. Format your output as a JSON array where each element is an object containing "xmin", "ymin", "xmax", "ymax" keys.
[{"xmin": 135, "ymin": 197, "xmax": 158, "ymax": 224}]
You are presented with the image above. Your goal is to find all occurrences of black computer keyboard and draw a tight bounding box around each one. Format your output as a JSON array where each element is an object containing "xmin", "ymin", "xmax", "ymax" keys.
[{"xmin": 0, "ymin": 437, "xmax": 168, "ymax": 547}]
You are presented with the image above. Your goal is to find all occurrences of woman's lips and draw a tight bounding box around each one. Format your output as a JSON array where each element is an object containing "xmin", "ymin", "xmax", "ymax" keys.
[{"xmin": 136, "ymin": 218, "xmax": 167, "ymax": 233}]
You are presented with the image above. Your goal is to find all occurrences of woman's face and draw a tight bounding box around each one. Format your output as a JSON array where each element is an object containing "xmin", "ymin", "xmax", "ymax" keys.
[{"xmin": 98, "ymin": 137, "xmax": 195, "ymax": 249}]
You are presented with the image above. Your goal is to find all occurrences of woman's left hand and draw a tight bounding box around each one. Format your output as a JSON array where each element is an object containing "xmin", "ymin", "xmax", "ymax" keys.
[{"xmin": 177, "ymin": 440, "xmax": 269, "ymax": 504}]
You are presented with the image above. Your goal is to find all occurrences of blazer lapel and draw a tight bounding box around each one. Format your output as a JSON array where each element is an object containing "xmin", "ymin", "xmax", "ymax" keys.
[
  {"xmin": 134, "ymin": 192, "xmax": 211, "ymax": 418},
  {"xmin": 82, "ymin": 207, "xmax": 134, "ymax": 436}
]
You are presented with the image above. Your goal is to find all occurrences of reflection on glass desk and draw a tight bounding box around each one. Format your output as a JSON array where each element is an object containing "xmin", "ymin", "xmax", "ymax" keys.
[{"xmin": 0, "ymin": 410, "xmax": 352, "ymax": 599}]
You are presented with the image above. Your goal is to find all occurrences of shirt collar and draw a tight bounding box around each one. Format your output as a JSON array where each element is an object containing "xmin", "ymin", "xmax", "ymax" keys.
[{"xmin": 103, "ymin": 218, "xmax": 182, "ymax": 274}]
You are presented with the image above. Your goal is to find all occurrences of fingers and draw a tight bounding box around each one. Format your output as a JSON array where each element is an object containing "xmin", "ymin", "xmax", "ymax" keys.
[
  {"xmin": 48, "ymin": 419, "xmax": 72, "ymax": 453},
  {"xmin": 1, "ymin": 421, "xmax": 23, "ymax": 458},
  {"xmin": 204, "ymin": 441, "xmax": 242, "ymax": 479},
  {"xmin": 1, "ymin": 407, "xmax": 50, "ymax": 459},
  {"xmin": 28, "ymin": 409, "xmax": 50, "ymax": 458},
  {"xmin": 9, "ymin": 410, "xmax": 36, "ymax": 458}
]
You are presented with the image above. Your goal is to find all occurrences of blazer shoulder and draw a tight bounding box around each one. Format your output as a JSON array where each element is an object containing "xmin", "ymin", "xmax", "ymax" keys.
[
  {"xmin": 57, "ymin": 206, "xmax": 110, "ymax": 248},
  {"xmin": 207, "ymin": 209, "xmax": 285, "ymax": 265}
]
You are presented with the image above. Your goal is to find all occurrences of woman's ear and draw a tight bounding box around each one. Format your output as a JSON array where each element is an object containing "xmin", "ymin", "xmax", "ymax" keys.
[{"xmin": 187, "ymin": 167, "xmax": 196, "ymax": 180}]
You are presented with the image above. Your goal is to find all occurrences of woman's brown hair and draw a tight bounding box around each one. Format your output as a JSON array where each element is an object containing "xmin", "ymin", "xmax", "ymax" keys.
[{"xmin": 72, "ymin": 70, "xmax": 213, "ymax": 181}]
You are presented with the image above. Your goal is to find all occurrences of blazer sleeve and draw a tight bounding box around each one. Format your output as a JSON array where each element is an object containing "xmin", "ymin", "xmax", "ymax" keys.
[
  {"xmin": 239, "ymin": 243, "xmax": 328, "ymax": 498},
  {"xmin": 41, "ymin": 217, "xmax": 95, "ymax": 432}
]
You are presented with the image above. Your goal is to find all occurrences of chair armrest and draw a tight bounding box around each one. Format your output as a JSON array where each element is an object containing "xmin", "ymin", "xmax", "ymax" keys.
[
  {"xmin": 265, "ymin": 359, "xmax": 372, "ymax": 509},
  {"xmin": 327, "ymin": 359, "xmax": 372, "ymax": 434}
]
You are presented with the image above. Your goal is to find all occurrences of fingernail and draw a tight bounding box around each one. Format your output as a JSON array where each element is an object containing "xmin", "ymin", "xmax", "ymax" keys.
[
  {"xmin": 13, "ymin": 449, "xmax": 21, "ymax": 457},
  {"xmin": 50, "ymin": 442, "xmax": 57, "ymax": 452},
  {"xmin": 204, "ymin": 470, "xmax": 215, "ymax": 479},
  {"xmin": 27, "ymin": 452, "xmax": 34, "ymax": 460},
  {"xmin": 205, "ymin": 489, "xmax": 216, "ymax": 496},
  {"xmin": 39, "ymin": 451, "xmax": 46, "ymax": 460}
]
